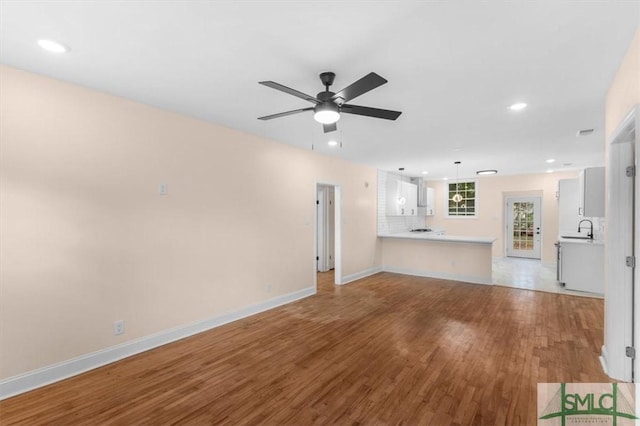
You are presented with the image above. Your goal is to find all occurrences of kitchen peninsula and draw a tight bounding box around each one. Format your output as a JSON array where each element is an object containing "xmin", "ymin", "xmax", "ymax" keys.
[
  {"xmin": 377, "ymin": 169, "xmax": 496, "ymax": 285},
  {"xmin": 378, "ymin": 231, "xmax": 496, "ymax": 285}
]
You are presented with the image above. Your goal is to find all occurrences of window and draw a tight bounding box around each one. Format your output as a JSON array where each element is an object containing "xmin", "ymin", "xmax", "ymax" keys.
[{"xmin": 447, "ymin": 180, "xmax": 476, "ymax": 217}]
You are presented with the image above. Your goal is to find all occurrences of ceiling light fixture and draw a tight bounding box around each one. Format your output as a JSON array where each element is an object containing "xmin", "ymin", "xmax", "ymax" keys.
[
  {"xmin": 476, "ymin": 169, "xmax": 497, "ymax": 175},
  {"xmin": 546, "ymin": 159, "xmax": 555, "ymax": 163},
  {"xmin": 37, "ymin": 39, "xmax": 68, "ymax": 53},
  {"xmin": 452, "ymin": 161, "xmax": 463, "ymax": 203},
  {"xmin": 313, "ymin": 102, "xmax": 340, "ymax": 124},
  {"xmin": 509, "ymin": 102, "xmax": 527, "ymax": 111},
  {"xmin": 328, "ymin": 140, "xmax": 338, "ymax": 147},
  {"xmin": 422, "ymin": 171, "xmax": 429, "ymax": 175},
  {"xmin": 577, "ymin": 129, "xmax": 595, "ymax": 137}
]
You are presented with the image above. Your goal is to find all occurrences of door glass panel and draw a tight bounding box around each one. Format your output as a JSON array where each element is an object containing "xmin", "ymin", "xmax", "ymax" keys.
[{"xmin": 512, "ymin": 202, "xmax": 534, "ymax": 252}]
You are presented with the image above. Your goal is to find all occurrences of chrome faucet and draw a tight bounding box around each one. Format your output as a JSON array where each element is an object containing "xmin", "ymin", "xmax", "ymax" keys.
[{"xmin": 578, "ymin": 219, "xmax": 594, "ymax": 239}]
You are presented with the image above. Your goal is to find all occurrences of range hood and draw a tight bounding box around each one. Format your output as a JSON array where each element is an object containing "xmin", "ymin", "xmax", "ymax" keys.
[{"xmin": 410, "ymin": 177, "xmax": 428, "ymax": 207}]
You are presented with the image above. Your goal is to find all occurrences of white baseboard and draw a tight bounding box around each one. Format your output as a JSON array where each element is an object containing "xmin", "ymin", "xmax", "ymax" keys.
[
  {"xmin": 0, "ymin": 286, "xmax": 316, "ymax": 401},
  {"xmin": 340, "ymin": 266, "xmax": 383, "ymax": 285},
  {"xmin": 382, "ymin": 266, "xmax": 493, "ymax": 285}
]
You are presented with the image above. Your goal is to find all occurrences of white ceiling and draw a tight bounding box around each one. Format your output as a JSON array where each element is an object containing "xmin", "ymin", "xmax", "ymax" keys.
[{"xmin": 1, "ymin": 1, "xmax": 638, "ymax": 179}]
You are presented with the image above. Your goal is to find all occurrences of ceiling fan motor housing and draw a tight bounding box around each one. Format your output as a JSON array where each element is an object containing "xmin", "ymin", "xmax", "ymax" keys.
[{"xmin": 319, "ymin": 72, "xmax": 336, "ymax": 88}]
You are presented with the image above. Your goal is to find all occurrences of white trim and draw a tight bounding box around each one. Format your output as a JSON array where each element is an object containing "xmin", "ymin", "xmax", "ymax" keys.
[
  {"xmin": 603, "ymin": 104, "xmax": 638, "ymax": 383},
  {"xmin": 341, "ymin": 266, "xmax": 383, "ymax": 285},
  {"xmin": 382, "ymin": 266, "xmax": 492, "ymax": 285},
  {"xmin": 0, "ymin": 286, "xmax": 316, "ymax": 400},
  {"xmin": 600, "ymin": 345, "xmax": 609, "ymax": 376},
  {"xmin": 334, "ymin": 186, "xmax": 343, "ymax": 285}
]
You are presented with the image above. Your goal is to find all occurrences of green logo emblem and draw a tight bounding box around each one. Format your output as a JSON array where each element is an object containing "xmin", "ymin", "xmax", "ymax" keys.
[{"xmin": 539, "ymin": 383, "xmax": 637, "ymax": 425}]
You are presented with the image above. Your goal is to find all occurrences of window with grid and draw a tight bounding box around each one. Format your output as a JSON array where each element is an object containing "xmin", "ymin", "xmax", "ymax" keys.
[{"xmin": 447, "ymin": 181, "xmax": 476, "ymax": 217}]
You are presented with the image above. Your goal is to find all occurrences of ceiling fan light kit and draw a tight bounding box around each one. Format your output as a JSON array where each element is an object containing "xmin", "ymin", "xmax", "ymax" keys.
[
  {"xmin": 258, "ymin": 71, "xmax": 402, "ymax": 133},
  {"xmin": 313, "ymin": 102, "xmax": 340, "ymax": 124}
]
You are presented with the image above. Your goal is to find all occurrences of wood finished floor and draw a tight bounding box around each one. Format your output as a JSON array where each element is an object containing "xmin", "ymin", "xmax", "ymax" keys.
[{"xmin": 0, "ymin": 272, "xmax": 608, "ymax": 425}]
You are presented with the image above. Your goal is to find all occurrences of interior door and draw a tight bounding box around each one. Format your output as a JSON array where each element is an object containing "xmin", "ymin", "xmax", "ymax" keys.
[{"xmin": 506, "ymin": 196, "xmax": 542, "ymax": 259}]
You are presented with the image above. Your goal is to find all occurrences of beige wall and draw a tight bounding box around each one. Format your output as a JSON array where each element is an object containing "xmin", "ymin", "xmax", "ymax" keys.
[
  {"xmin": 0, "ymin": 66, "xmax": 381, "ymax": 379},
  {"xmin": 605, "ymin": 29, "xmax": 640, "ymax": 138},
  {"xmin": 425, "ymin": 171, "xmax": 579, "ymax": 262}
]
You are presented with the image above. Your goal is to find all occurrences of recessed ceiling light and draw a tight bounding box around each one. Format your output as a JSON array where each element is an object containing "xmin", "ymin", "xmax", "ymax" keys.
[
  {"xmin": 546, "ymin": 169, "xmax": 554, "ymax": 173},
  {"xmin": 443, "ymin": 177, "xmax": 449, "ymax": 181},
  {"xmin": 37, "ymin": 39, "xmax": 69, "ymax": 53},
  {"xmin": 476, "ymin": 170, "xmax": 498, "ymax": 175},
  {"xmin": 327, "ymin": 140, "xmax": 338, "ymax": 147},
  {"xmin": 509, "ymin": 102, "xmax": 527, "ymax": 111},
  {"xmin": 546, "ymin": 159, "xmax": 555, "ymax": 163},
  {"xmin": 422, "ymin": 171, "xmax": 429, "ymax": 175}
]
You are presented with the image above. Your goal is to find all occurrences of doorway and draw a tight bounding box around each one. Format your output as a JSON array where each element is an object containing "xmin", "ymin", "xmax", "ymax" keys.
[
  {"xmin": 506, "ymin": 196, "xmax": 542, "ymax": 259},
  {"xmin": 315, "ymin": 183, "xmax": 342, "ymax": 288},
  {"xmin": 316, "ymin": 185, "xmax": 335, "ymax": 272}
]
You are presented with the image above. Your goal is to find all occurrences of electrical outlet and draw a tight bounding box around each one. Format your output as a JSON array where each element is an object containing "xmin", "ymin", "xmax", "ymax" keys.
[
  {"xmin": 113, "ymin": 320, "xmax": 125, "ymax": 335},
  {"xmin": 158, "ymin": 183, "xmax": 168, "ymax": 195},
  {"xmin": 266, "ymin": 283, "xmax": 272, "ymax": 293}
]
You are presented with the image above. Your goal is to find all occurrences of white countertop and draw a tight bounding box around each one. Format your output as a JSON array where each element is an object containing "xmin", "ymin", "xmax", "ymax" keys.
[
  {"xmin": 558, "ymin": 236, "xmax": 605, "ymax": 245},
  {"xmin": 378, "ymin": 232, "xmax": 496, "ymax": 244}
]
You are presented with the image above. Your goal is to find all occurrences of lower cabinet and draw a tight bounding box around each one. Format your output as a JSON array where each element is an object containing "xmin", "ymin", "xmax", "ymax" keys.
[{"xmin": 559, "ymin": 241, "xmax": 604, "ymax": 293}]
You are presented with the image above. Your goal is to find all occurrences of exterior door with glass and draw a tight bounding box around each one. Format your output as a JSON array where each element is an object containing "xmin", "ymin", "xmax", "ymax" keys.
[{"xmin": 506, "ymin": 196, "xmax": 542, "ymax": 259}]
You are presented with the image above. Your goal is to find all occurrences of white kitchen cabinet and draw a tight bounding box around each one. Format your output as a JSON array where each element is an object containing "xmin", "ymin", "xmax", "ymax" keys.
[
  {"xmin": 425, "ymin": 187, "xmax": 435, "ymax": 216},
  {"xmin": 578, "ymin": 167, "xmax": 605, "ymax": 217},
  {"xmin": 405, "ymin": 181, "xmax": 417, "ymax": 216},
  {"xmin": 558, "ymin": 178, "xmax": 580, "ymax": 233},
  {"xmin": 386, "ymin": 178, "xmax": 418, "ymax": 216},
  {"xmin": 558, "ymin": 240, "xmax": 604, "ymax": 293}
]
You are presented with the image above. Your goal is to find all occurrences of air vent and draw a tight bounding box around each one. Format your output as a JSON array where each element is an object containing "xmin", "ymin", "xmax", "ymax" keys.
[{"xmin": 576, "ymin": 129, "xmax": 595, "ymax": 137}]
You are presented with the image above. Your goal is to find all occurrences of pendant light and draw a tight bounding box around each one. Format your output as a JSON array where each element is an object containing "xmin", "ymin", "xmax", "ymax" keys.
[
  {"xmin": 397, "ymin": 167, "xmax": 406, "ymax": 205},
  {"xmin": 452, "ymin": 161, "xmax": 463, "ymax": 203}
]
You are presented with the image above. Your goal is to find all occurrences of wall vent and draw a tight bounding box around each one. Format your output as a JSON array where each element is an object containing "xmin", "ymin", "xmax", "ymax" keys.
[{"xmin": 576, "ymin": 129, "xmax": 595, "ymax": 137}]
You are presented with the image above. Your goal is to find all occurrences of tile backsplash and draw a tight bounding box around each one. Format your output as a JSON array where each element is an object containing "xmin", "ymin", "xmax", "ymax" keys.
[{"xmin": 377, "ymin": 169, "xmax": 426, "ymax": 234}]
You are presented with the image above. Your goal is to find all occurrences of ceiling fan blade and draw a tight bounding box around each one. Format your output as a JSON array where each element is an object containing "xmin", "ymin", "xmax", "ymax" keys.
[
  {"xmin": 258, "ymin": 107, "xmax": 313, "ymax": 120},
  {"xmin": 332, "ymin": 72, "xmax": 387, "ymax": 104},
  {"xmin": 259, "ymin": 81, "xmax": 320, "ymax": 104},
  {"xmin": 323, "ymin": 123, "xmax": 337, "ymax": 133},
  {"xmin": 341, "ymin": 104, "xmax": 402, "ymax": 120}
]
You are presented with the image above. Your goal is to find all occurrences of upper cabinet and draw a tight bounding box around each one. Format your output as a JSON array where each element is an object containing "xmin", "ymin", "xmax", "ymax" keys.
[
  {"xmin": 425, "ymin": 187, "xmax": 435, "ymax": 216},
  {"xmin": 558, "ymin": 178, "xmax": 580, "ymax": 233},
  {"xmin": 386, "ymin": 178, "xmax": 418, "ymax": 216},
  {"xmin": 579, "ymin": 167, "xmax": 605, "ymax": 217}
]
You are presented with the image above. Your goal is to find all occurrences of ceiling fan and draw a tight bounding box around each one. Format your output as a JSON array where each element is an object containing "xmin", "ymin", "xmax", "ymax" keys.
[{"xmin": 258, "ymin": 72, "xmax": 402, "ymax": 133}]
